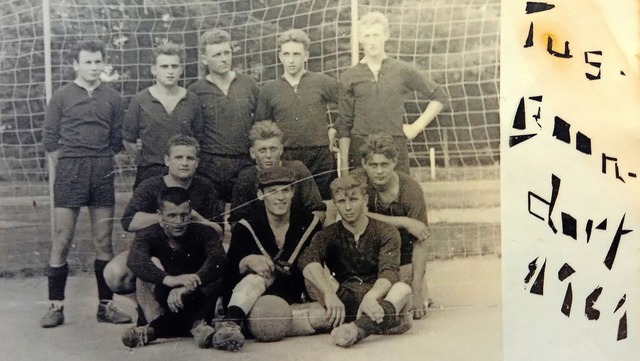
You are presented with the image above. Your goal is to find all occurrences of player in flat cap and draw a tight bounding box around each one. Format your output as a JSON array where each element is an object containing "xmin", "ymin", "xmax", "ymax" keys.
[{"xmin": 213, "ymin": 165, "xmax": 328, "ymax": 351}]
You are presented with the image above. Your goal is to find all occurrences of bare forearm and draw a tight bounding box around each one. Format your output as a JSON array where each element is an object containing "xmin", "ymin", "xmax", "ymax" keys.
[
  {"xmin": 411, "ymin": 241, "xmax": 428, "ymax": 292},
  {"xmin": 338, "ymin": 137, "xmax": 350, "ymax": 174},
  {"xmin": 122, "ymin": 139, "xmax": 139, "ymax": 161},
  {"xmin": 412, "ymin": 101, "xmax": 444, "ymax": 130},
  {"xmin": 127, "ymin": 212, "xmax": 161, "ymax": 232},
  {"xmin": 303, "ymin": 262, "xmax": 335, "ymax": 296},
  {"xmin": 367, "ymin": 212, "xmax": 413, "ymax": 229},
  {"xmin": 365, "ymin": 278, "xmax": 392, "ymax": 300}
]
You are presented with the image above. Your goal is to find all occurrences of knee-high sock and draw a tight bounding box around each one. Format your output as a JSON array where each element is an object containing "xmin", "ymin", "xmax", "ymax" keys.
[
  {"xmin": 353, "ymin": 300, "xmax": 400, "ymax": 336},
  {"xmin": 94, "ymin": 259, "xmax": 113, "ymax": 302},
  {"xmin": 48, "ymin": 264, "xmax": 69, "ymax": 301}
]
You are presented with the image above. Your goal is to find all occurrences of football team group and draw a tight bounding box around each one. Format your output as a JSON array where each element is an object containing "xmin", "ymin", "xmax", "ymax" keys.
[{"xmin": 39, "ymin": 11, "xmax": 449, "ymax": 351}]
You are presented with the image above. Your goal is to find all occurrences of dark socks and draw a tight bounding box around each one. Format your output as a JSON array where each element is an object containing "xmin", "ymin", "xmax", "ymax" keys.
[
  {"xmin": 136, "ymin": 306, "xmax": 148, "ymax": 326},
  {"xmin": 353, "ymin": 300, "xmax": 400, "ymax": 336},
  {"xmin": 224, "ymin": 306, "xmax": 247, "ymax": 325},
  {"xmin": 48, "ymin": 264, "xmax": 69, "ymax": 301},
  {"xmin": 94, "ymin": 259, "xmax": 113, "ymax": 302}
]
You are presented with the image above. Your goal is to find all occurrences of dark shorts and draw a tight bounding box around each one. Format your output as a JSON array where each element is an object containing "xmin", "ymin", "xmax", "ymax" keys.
[
  {"xmin": 54, "ymin": 157, "xmax": 115, "ymax": 208},
  {"xmin": 283, "ymin": 146, "xmax": 336, "ymax": 200},
  {"xmin": 198, "ymin": 153, "xmax": 252, "ymax": 203},
  {"xmin": 152, "ymin": 280, "xmax": 221, "ymax": 338},
  {"xmin": 400, "ymin": 231, "xmax": 414, "ymax": 266},
  {"xmin": 133, "ymin": 164, "xmax": 167, "ymax": 190},
  {"xmin": 308, "ymin": 279, "xmax": 374, "ymax": 323},
  {"xmin": 336, "ymin": 281, "xmax": 374, "ymax": 322},
  {"xmin": 349, "ymin": 135, "xmax": 410, "ymax": 175}
]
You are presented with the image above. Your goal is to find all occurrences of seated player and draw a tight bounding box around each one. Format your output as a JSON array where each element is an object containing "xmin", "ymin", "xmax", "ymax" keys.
[
  {"xmin": 298, "ymin": 174, "xmax": 413, "ymax": 348},
  {"xmin": 104, "ymin": 134, "xmax": 222, "ymax": 323},
  {"xmin": 212, "ymin": 166, "xmax": 327, "ymax": 351},
  {"xmin": 229, "ymin": 120, "xmax": 326, "ymax": 223},
  {"xmin": 356, "ymin": 132, "xmax": 430, "ymax": 319},
  {"xmin": 122, "ymin": 42, "xmax": 203, "ymax": 189},
  {"xmin": 120, "ymin": 187, "xmax": 226, "ymax": 348}
]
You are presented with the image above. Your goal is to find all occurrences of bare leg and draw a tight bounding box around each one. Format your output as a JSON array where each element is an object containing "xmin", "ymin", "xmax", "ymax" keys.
[
  {"xmin": 135, "ymin": 257, "xmax": 166, "ymax": 322},
  {"xmin": 290, "ymin": 302, "xmax": 332, "ymax": 336},
  {"xmin": 228, "ymin": 274, "xmax": 271, "ymax": 314},
  {"xmin": 104, "ymin": 251, "xmax": 136, "ymax": 294},
  {"xmin": 136, "ymin": 278, "xmax": 163, "ymax": 323},
  {"xmin": 49, "ymin": 207, "xmax": 80, "ymax": 266},
  {"xmin": 89, "ymin": 206, "xmax": 114, "ymax": 261}
]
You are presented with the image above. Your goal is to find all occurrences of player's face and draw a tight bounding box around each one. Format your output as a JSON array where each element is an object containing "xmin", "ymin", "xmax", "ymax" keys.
[
  {"xmin": 250, "ymin": 137, "xmax": 283, "ymax": 170},
  {"xmin": 279, "ymin": 41, "xmax": 309, "ymax": 77},
  {"xmin": 201, "ymin": 43, "xmax": 233, "ymax": 76},
  {"xmin": 73, "ymin": 50, "xmax": 104, "ymax": 84},
  {"xmin": 259, "ymin": 184, "xmax": 294, "ymax": 217},
  {"xmin": 333, "ymin": 189, "xmax": 368, "ymax": 225},
  {"xmin": 159, "ymin": 201, "xmax": 191, "ymax": 237},
  {"xmin": 362, "ymin": 153, "xmax": 397, "ymax": 186},
  {"xmin": 165, "ymin": 145, "xmax": 199, "ymax": 180},
  {"xmin": 152, "ymin": 54, "xmax": 183, "ymax": 87},
  {"xmin": 358, "ymin": 23, "xmax": 389, "ymax": 58}
]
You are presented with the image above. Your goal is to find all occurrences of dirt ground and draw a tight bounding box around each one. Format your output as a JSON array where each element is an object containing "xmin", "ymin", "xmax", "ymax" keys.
[{"xmin": 0, "ymin": 256, "xmax": 502, "ymax": 361}]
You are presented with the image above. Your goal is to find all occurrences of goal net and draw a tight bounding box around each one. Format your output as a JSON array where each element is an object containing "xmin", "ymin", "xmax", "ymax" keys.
[{"xmin": 0, "ymin": 0, "xmax": 500, "ymax": 274}]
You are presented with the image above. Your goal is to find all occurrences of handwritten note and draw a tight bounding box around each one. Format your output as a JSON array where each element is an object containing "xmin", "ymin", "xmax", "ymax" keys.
[{"xmin": 501, "ymin": 1, "xmax": 640, "ymax": 359}]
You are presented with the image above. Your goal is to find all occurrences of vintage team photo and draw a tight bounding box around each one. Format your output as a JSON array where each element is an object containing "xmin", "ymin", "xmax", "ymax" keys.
[{"xmin": 0, "ymin": 0, "xmax": 501, "ymax": 360}]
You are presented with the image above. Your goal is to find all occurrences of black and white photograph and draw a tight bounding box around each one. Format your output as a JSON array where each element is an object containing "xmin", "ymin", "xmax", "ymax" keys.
[{"xmin": 0, "ymin": 0, "xmax": 551, "ymax": 360}]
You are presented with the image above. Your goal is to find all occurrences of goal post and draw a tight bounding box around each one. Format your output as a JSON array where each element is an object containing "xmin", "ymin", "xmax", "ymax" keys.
[{"xmin": 0, "ymin": 0, "xmax": 500, "ymax": 275}]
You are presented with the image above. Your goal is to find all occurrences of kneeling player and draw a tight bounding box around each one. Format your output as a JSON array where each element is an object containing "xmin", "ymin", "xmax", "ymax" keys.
[
  {"xmin": 120, "ymin": 187, "xmax": 226, "ymax": 348},
  {"xmin": 298, "ymin": 174, "xmax": 412, "ymax": 347},
  {"xmin": 213, "ymin": 166, "xmax": 328, "ymax": 351},
  {"xmin": 357, "ymin": 132, "xmax": 430, "ymax": 319}
]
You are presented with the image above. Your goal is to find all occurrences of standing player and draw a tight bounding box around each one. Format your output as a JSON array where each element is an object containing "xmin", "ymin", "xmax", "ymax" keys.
[
  {"xmin": 104, "ymin": 135, "xmax": 223, "ymax": 322},
  {"xmin": 229, "ymin": 120, "xmax": 325, "ymax": 223},
  {"xmin": 334, "ymin": 11, "xmax": 449, "ymax": 174},
  {"xmin": 298, "ymin": 174, "xmax": 413, "ymax": 347},
  {"xmin": 254, "ymin": 29, "xmax": 339, "ymax": 199},
  {"xmin": 122, "ymin": 42, "xmax": 203, "ymax": 189},
  {"xmin": 189, "ymin": 29, "xmax": 260, "ymax": 207},
  {"xmin": 41, "ymin": 40, "xmax": 131, "ymax": 328},
  {"xmin": 120, "ymin": 187, "xmax": 227, "ymax": 348},
  {"xmin": 213, "ymin": 166, "xmax": 326, "ymax": 351},
  {"xmin": 357, "ymin": 132, "xmax": 430, "ymax": 319}
]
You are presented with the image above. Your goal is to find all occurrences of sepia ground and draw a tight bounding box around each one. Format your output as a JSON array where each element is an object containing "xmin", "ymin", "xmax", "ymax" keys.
[{"xmin": 0, "ymin": 256, "xmax": 501, "ymax": 361}]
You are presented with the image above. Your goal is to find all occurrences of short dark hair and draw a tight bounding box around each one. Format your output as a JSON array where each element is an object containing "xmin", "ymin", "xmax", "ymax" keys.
[
  {"xmin": 277, "ymin": 29, "xmax": 310, "ymax": 50},
  {"xmin": 158, "ymin": 187, "xmax": 191, "ymax": 211},
  {"xmin": 360, "ymin": 132, "xmax": 399, "ymax": 163},
  {"xmin": 153, "ymin": 42, "xmax": 183, "ymax": 64},
  {"xmin": 166, "ymin": 134, "xmax": 200, "ymax": 156},
  {"xmin": 330, "ymin": 173, "xmax": 368, "ymax": 199},
  {"xmin": 71, "ymin": 40, "xmax": 107, "ymax": 63},
  {"xmin": 249, "ymin": 120, "xmax": 284, "ymax": 145}
]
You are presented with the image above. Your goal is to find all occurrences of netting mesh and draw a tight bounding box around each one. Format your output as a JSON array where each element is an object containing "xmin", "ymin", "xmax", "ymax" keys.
[{"xmin": 0, "ymin": 0, "xmax": 500, "ymax": 274}]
